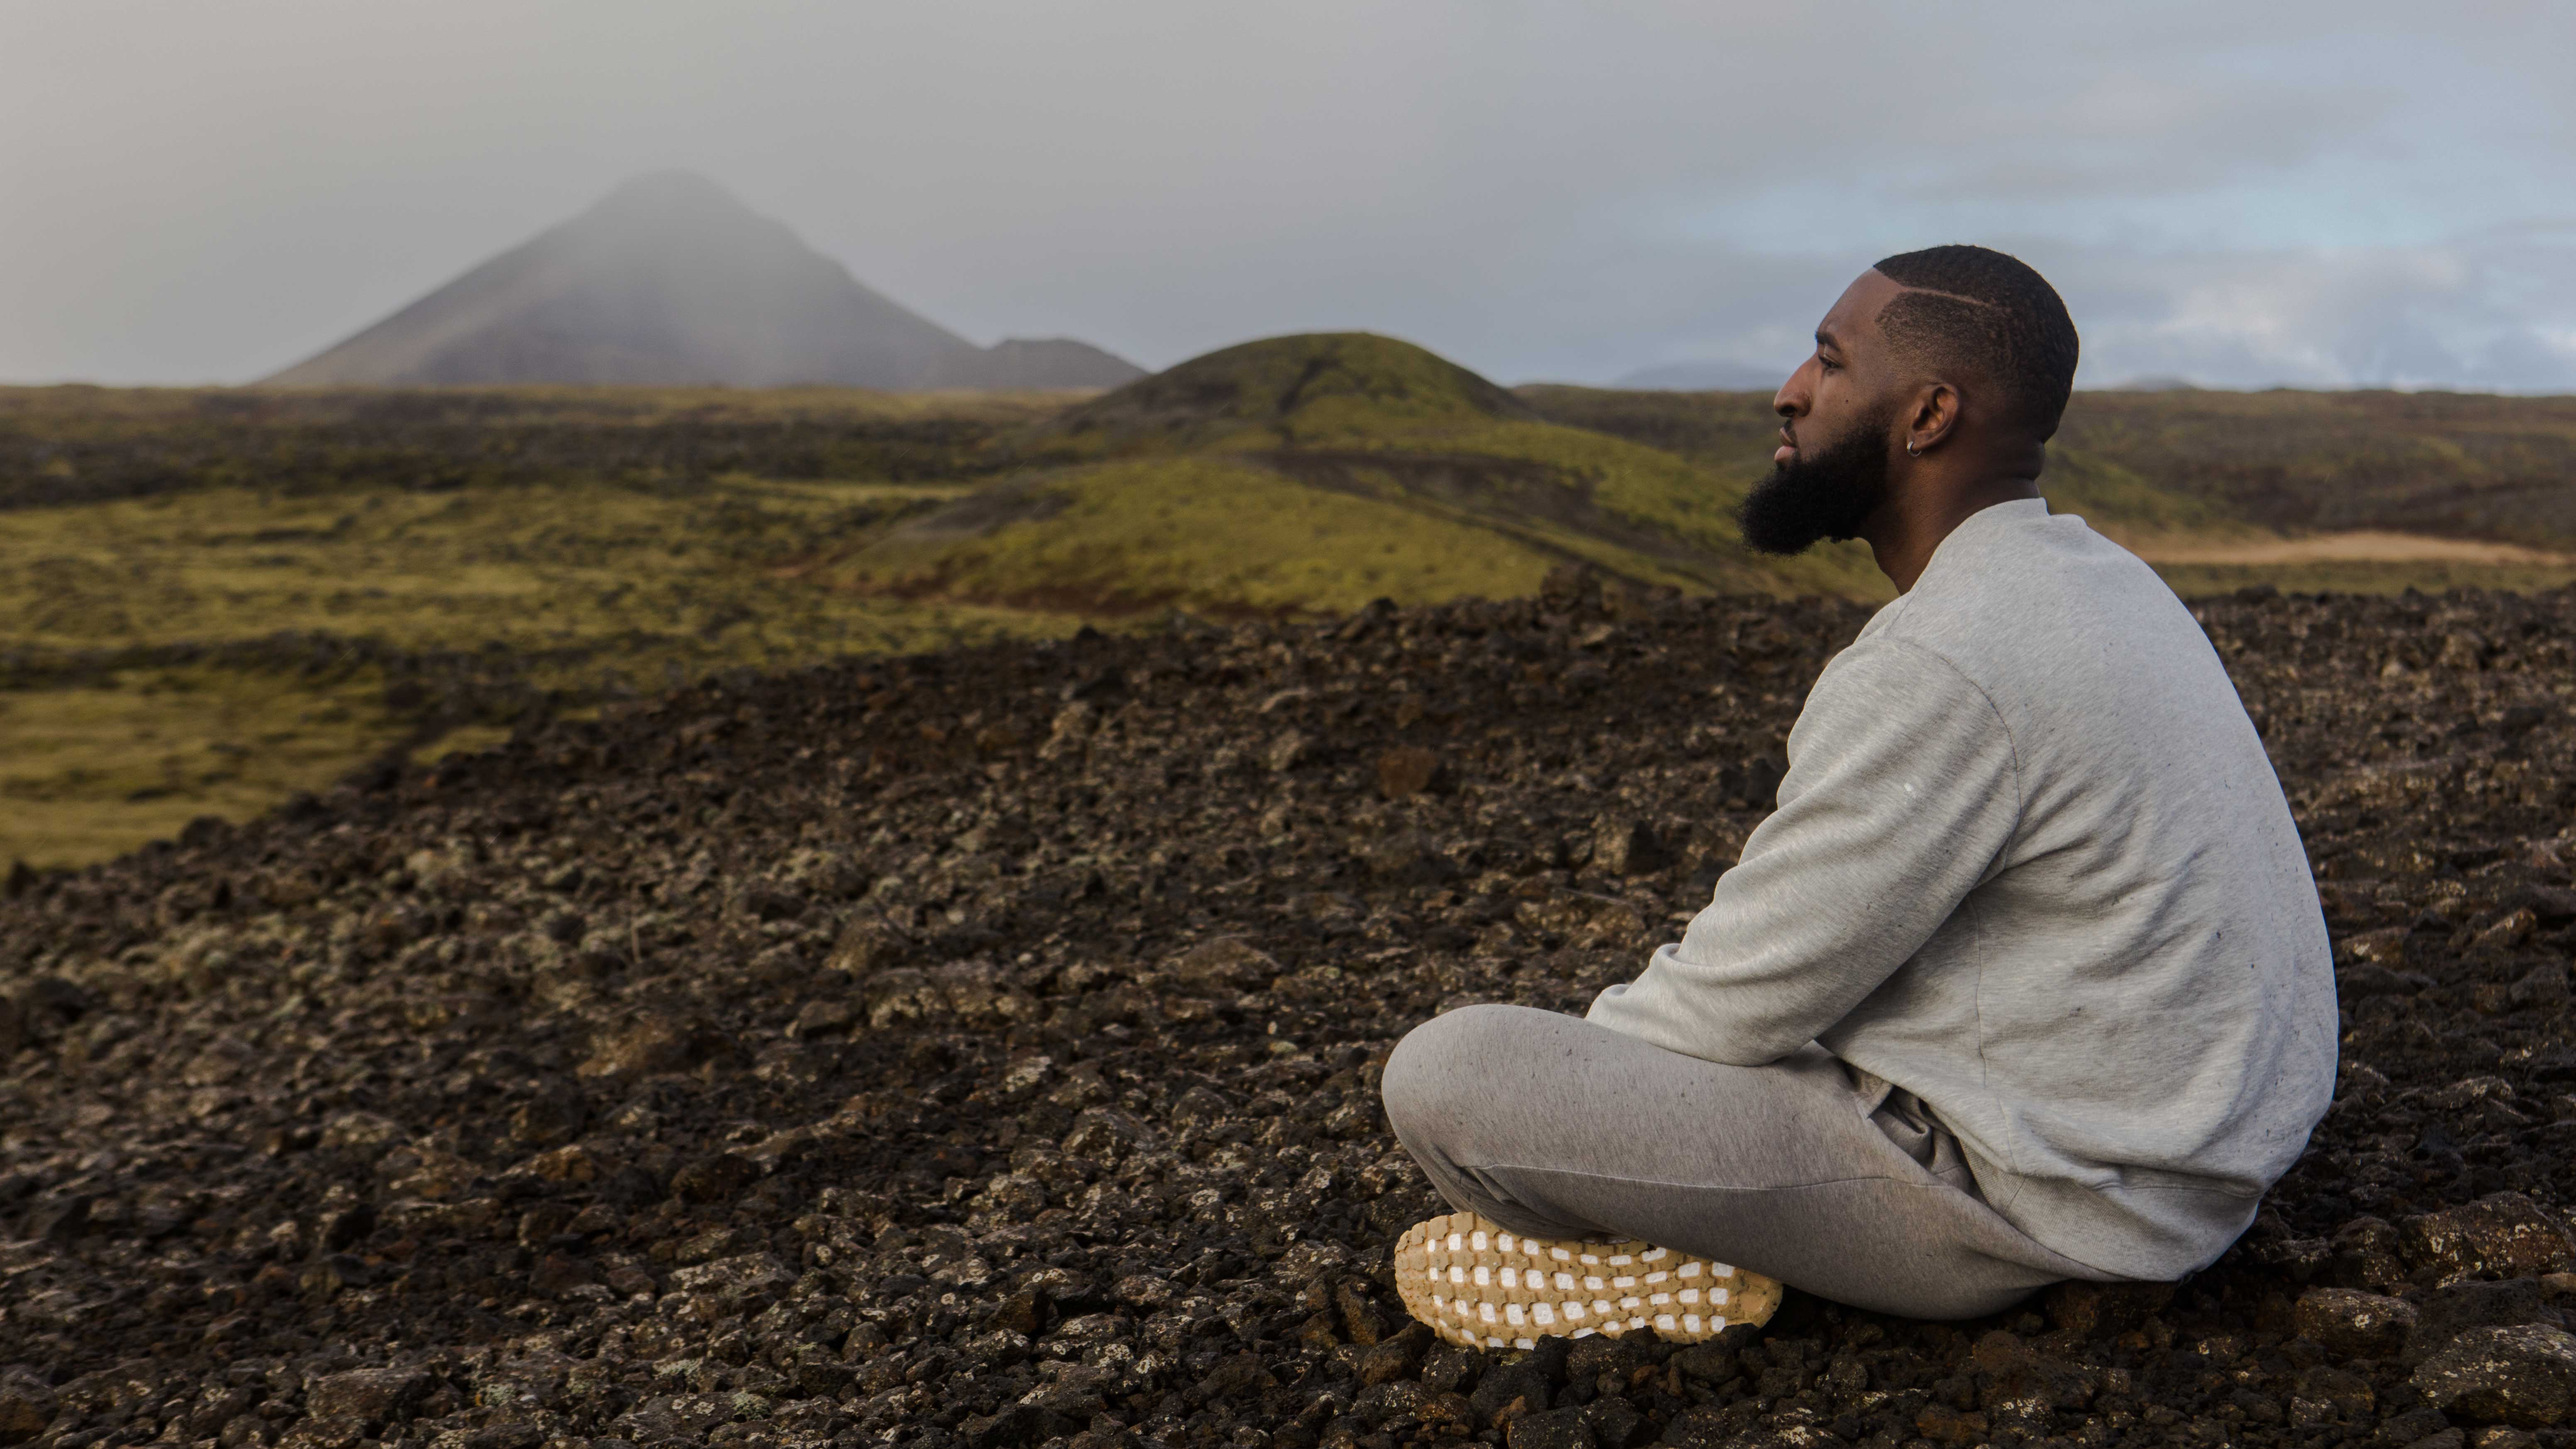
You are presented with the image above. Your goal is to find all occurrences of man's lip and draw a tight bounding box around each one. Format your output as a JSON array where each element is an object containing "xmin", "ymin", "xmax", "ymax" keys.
[{"xmin": 1773, "ymin": 443, "xmax": 1795, "ymax": 464}]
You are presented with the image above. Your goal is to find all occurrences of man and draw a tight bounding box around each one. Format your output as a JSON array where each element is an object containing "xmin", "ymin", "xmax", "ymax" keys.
[{"xmin": 1381, "ymin": 245, "xmax": 2337, "ymax": 1341}]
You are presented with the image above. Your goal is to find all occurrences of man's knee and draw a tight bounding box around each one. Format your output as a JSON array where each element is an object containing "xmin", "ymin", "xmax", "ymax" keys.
[{"xmin": 1382, "ymin": 1003, "xmax": 1548, "ymax": 1144}]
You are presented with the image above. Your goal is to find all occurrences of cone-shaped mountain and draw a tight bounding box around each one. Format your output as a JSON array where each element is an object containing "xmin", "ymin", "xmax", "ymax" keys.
[{"xmin": 265, "ymin": 171, "xmax": 1141, "ymax": 390}]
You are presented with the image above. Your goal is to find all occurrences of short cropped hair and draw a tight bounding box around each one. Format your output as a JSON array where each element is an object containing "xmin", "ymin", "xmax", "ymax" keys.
[{"xmin": 1872, "ymin": 245, "xmax": 2080, "ymax": 442}]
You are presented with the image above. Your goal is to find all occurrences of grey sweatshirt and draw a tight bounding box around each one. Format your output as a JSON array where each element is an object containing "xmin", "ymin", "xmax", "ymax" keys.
[{"xmin": 1587, "ymin": 498, "xmax": 2337, "ymax": 1280}]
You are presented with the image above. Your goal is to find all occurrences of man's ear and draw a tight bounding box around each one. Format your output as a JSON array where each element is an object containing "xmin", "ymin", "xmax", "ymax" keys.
[{"xmin": 1905, "ymin": 383, "xmax": 1961, "ymax": 456}]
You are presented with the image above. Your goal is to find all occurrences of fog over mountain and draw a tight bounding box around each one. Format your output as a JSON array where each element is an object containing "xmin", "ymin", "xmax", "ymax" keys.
[{"xmin": 264, "ymin": 173, "xmax": 1140, "ymax": 390}]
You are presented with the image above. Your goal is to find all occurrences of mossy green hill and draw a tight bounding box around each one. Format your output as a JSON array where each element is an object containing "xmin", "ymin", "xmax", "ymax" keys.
[
  {"xmin": 1042, "ymin": 331, "xmax": 1538, "ymax": 451},
  {"xmin": 813, "ymin": 332, "xmax": 1886, "ymax": 614}
]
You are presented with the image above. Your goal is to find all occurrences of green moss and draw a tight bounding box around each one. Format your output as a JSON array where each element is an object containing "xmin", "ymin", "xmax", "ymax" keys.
[
  {"xmin": 2038, "ymin": 447, "xmax": 2251, "ymax": 539},
  {"xmin": 1425, "ymin": 420, "xmax": 1887, "ymax": 598},
  {"xmin": 0, "ymin": 664, "xmax": 398, "ymax": 869},
  {"xmin": 0, "ymin": 477, "xmax": 1073, "ymax": 678},
  {"xmin": 827, "ymin": 456, "xmax": 1562, "ymax": 613},
  {"xmin": 410, "ymin": 722, "xmax": 517, "ymax": 764},
  {"xmin": 0, "ymin": 472, "xmax": 1094, "ymax": 864}
]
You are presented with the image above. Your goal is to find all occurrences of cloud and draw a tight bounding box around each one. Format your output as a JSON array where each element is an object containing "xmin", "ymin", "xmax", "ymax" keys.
[
  {"xmin": 1907, "ymin": 74, "xmax": 2400, "ymax": 204},
  {"xmin": 2059, "ymin": 231, "xmax": 2576, "ymax": 390},
  {"xmin": 1590, "ymin": 230, "xmax": 2576, "ymax": 395},
  {"xmin": 0, "ymin": 0, "xmax": 2572, "ymax": 389}
]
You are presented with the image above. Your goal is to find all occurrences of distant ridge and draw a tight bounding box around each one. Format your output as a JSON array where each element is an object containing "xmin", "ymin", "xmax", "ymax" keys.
[
  {"xmin": 2096, "ymin": 375, "xmax": 2205, "ymax": 392},
  {"xmin": 264, "ymin": 171, "xmax": 1142, "ymax": 390},
  {"xmin": 940, "ymin": 337, "xmax": 1144, "ymax": 390},
  {"xmin": 1613, "ymin": 359, "xmax": 1786, "ymax": 391}
]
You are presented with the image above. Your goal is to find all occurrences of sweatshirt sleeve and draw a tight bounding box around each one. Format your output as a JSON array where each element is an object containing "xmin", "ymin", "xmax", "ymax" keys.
[{"xmin": 1585, "ymin": 637, "xmax": 2024, "ymax": 1066}]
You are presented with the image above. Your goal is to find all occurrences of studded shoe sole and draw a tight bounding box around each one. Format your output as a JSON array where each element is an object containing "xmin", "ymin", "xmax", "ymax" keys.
[{"xmin": 1392, "ymin": 1210, "xmax": 1783, "ymax": 1349}]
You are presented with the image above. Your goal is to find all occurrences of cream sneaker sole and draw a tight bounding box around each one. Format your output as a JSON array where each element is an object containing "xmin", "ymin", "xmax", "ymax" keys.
[{"xmin": 1392, "ymin": 1210, "xmax": 1782, "ymax": 1349}]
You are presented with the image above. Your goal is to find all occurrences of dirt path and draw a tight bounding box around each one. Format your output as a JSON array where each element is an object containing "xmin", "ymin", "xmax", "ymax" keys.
[{"xmin": 2129, "ymin": 529, "xmax": 2575, "ymax": 566}]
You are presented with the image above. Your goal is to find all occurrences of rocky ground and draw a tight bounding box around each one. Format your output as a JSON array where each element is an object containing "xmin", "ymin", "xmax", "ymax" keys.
[{"xmin": 5, "ymin": 573, "xmax": 2576, "ymax": 1449}]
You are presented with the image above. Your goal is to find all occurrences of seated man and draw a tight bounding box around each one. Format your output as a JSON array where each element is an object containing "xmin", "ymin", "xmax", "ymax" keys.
[{"xmin": 1381, "ymin": 245, "xmax": 2337, "ymax": 1342}]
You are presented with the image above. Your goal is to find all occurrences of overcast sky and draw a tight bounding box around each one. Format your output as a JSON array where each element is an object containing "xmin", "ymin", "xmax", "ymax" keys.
[{"xmin": 5, "ymin": 1, "xmax": 2573, "ymax": 390}]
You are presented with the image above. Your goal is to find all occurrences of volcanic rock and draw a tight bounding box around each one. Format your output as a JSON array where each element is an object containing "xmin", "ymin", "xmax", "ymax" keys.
[
  {"xmin": 2415, "ymin": 1324, "xmax": 2576, "ymax": 1426},
  {"xmin": 2406, "ymin": 1194, "xmax": 2576, "ymax": 1281},
  {"xmin": 304, "ymin": 1368, "xmax": 434, "ymax": 1429},
  {"xmin": 1470, "ymin": 1359, "xmax": 1553, "ymax": 1428},
  {"xmin": 1376, "ymin": 746, "xmax": 1445, "ymax": 800},
  {"xmin": 0, "ymin": 1377, "xmax": 56, "ymax": 1447},
  {"xmin": 2299, "ymin": 1287, "xmax": 2421, "ymax": 1359},
  {"xmin": 2409, "ymin": 1279, "xmax": 2568, "ymax": 1365},
  {"xmin": 1506, "ymin": 1404, "xmax": 1598, "ymax": 1449},
  {"xmin": 1167, "ymin": 937, "xmax": 1278, "ymax": 992},
  {"xmin": 1590, "ymin": 815, "xmax": 1669, "ymax": 876}
]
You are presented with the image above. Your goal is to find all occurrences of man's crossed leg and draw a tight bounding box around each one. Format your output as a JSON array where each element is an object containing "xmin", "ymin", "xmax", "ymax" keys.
[{"xmin": 1381, "ymin": 1004, "xmax": 2115, "ymax": 1323}]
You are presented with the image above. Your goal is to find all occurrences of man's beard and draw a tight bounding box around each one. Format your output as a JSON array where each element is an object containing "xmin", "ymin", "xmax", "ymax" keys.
[{"xmin": 1736, "ymin": 409, "xmax": 1893, "ymax": 556}]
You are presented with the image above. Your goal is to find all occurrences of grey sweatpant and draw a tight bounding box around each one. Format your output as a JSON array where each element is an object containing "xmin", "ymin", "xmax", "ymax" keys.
[{"xmin": 1381, "ymin": 1004, "xmax": 2122, "ymax": 1320}]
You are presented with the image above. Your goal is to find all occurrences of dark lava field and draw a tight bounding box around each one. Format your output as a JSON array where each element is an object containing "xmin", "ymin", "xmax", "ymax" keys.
[{"xmin": 6, "ymin": 574, "xmax": 2576, "ymax": 1449}]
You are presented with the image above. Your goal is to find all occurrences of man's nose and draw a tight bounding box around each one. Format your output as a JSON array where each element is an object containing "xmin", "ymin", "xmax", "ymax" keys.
[{"xmin": 1773, "ymin": 358, "xmax": 1812, "ymax": 417}]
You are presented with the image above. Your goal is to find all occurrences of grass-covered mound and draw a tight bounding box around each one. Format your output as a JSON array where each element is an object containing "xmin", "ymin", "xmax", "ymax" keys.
[{"xmin": 1042, "ymin": 331, "xmax": 1541, "ymax": 452}]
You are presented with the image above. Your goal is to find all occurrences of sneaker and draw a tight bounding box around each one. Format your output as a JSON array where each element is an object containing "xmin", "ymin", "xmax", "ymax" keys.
[{"xmin": 1392, "ymin": 1210, "xmax": 1781, "ymax": 1349}]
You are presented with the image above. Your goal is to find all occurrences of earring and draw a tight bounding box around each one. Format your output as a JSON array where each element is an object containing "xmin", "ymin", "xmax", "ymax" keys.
[{"xmin": 1906, "ymin": 441, "xmax": 1922, "ymax": 456}]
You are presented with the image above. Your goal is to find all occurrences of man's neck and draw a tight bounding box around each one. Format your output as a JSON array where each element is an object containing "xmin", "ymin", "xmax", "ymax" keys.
[{"xmin": 1865, "ymin": 476, "xmax": 2044, "ymax": 592}]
